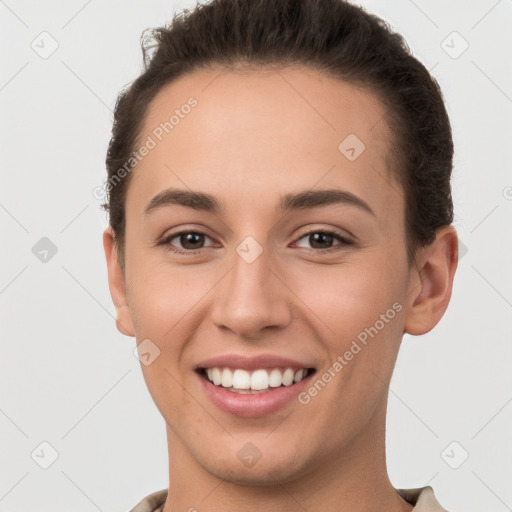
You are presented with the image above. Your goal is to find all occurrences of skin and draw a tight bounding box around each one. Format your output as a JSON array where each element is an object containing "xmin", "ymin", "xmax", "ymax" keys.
[{"xmin": 103, "ymin": 66, "xmax": 458, "ymax": 512}]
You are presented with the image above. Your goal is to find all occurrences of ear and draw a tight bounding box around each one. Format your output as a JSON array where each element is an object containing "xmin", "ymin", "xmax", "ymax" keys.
[
  {"xmin": 103, "ymin": 226, "xmax": 135, "ymax": 337},
  {"xmin": 404, "ymin": 225, "xmax": 459, "ymax": 336}
]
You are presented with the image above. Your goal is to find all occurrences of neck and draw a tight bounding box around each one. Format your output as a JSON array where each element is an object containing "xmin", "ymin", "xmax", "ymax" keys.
[{"xmin": 162, "ymin": 397, "xmax": 413, "ymax": 512}]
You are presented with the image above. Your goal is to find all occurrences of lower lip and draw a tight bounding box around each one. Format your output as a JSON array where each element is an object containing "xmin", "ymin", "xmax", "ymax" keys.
[{"xmin": 197, "ymin": 371, "xmax": 314, "ymax": 417}]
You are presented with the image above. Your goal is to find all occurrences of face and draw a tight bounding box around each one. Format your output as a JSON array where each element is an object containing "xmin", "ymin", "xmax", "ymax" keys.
[{"xmin": 105, "ymin": 66, "xmax": 447, "ymax": 486}]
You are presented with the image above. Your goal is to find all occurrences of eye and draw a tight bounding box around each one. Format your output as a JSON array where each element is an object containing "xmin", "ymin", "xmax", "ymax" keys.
[
  {"xmin": 158, "ymin": 228, "xmax": 354, "ymax": 255},
  {"xmin": 293, "ymin": 229, "xmax": 353, "ymax": 251},
  {"xmin": 159, "ymin": 230, "xmax": 216, "ymax": 254}
]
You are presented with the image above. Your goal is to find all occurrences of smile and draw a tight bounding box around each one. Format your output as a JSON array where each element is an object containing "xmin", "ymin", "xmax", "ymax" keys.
[{"xmin": 200, "ymin": 367, "xmax": 314, "ymax": 393}]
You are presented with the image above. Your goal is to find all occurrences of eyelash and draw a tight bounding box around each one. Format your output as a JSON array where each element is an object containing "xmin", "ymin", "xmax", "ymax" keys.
[{"xmin": 158, "ymin": 228, "xmax": 354, "ymax": 255}]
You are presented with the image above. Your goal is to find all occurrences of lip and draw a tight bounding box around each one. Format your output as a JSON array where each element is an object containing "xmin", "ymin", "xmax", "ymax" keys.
[
  {"xmin": 195, "ymin": 353, "xmax": 315, "ymax": 372},
  {"xmin": 196, "ymin": 367, "xmax": 316, "ymax": 417}
]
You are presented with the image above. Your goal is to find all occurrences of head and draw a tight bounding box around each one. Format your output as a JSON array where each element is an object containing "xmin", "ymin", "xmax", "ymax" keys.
[{"xmin": 103, "ymin": 0, "xmax": 458, "ymax": 490}]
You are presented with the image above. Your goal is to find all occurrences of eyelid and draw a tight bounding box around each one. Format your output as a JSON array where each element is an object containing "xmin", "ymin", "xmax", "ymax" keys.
[
  {"xmin": 291, "ymin": 227, "xmax": 354, "ymax": 251},
  {"xmin": 158, "ymin": 229, "xmax": 217, "ymax": 252},
  {"xmin": 158, "ymin": 223, "xmax": 216, "ymax": 242}
]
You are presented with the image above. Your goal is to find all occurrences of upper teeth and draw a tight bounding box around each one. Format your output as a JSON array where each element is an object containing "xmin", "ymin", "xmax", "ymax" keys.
[{"xmin": 205, "ymin": 367, "xmax": 309, "ymax": 390}]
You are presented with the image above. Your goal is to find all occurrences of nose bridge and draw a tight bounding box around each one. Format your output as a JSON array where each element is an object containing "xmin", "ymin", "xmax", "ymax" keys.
[{"xmin": 210, "ymin": 235, "xmax": 290, "ymax": 336}]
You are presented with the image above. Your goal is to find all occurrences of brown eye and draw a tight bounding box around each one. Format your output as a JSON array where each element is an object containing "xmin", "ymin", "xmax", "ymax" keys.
[
  {"xmin": 177, "ymin": 232, "xmax": 205, "ymax": 250},
  {"xmin": 160, "ymin": 231, "xmax": 215, "ymax": 254},
  {"xmin": 295, "ymin": 230, "xmax": 353, "ymax": 251},
  {"xmin": 307, "ymin": 232, "xmax": 335, "ymax": 249}
]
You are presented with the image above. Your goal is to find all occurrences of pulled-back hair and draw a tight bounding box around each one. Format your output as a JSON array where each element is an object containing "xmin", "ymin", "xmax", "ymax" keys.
[{"xmin": 103, "ymin": 0, "xmax": 454, "ymax": 269}]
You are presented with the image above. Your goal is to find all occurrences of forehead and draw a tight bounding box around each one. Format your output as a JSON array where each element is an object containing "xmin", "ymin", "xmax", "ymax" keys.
[{"xmin": 128, "ymin": 66, "xmax": 401, "ymax": 223}]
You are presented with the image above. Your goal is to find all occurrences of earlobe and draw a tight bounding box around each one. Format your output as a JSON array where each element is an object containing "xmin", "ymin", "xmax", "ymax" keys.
[
  {"xmin": 103, "ymin": 226, "xmax": 135, "ymax": 337},
  {"xmin": 404, "ymin": 225, "xmax": 459, "ymax": 336},
  {"xmin": 116, "ymin": 315, "xmax": 134, "ymax": 337}
]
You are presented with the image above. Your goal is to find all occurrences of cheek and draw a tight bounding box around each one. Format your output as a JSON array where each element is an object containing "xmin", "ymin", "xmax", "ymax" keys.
[
  {"xmin": 126, "ymin": 253, "xmax": 206, "ymax": 335},
  {"xmin": 126, "ymin": 260, "xmax": 207, "ymax": 413},
  {"xmin": 289, "ymin": 257, "xmax": 407, "ymax": 390},
  {"xmin": 289, "ymin": 259, "xmax": 400, "ymax": 336}
]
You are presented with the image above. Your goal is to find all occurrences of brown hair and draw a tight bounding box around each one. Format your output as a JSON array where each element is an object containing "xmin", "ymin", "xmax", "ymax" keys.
[{"xmin": 103, "ymin": 0, "xmax": 454, "ymax": 270}]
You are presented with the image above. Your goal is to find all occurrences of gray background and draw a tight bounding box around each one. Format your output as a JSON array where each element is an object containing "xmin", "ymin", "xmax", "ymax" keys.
[{"xmin": 1, "ymin": 0, "xmax": 511, "ymax": 511}]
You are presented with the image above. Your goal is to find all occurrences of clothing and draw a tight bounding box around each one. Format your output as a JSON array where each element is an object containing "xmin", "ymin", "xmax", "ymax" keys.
[{"xmin": 129, "ymin": 485, "xmax": 450, "ymax": 511}]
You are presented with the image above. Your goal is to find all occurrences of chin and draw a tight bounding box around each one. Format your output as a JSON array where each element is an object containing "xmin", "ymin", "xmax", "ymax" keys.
[{"xmin": 201, "ymin": 448, "xmax": 311, "ymax": 487}]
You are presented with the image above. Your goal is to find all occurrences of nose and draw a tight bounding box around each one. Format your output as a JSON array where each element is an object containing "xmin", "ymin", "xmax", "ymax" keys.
[{"xmin": 210, "ymin": 242, "xmax": 292, "ymax": 340}]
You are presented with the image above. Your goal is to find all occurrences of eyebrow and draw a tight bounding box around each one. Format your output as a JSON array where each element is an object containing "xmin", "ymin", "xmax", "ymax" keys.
[{"xmin": 144, "ymin": 187, "xmax": 375, "ymax": 217}]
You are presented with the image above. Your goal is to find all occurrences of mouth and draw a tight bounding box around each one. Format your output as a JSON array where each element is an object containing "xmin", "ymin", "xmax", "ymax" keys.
[
  {"xmin": 196, "ymin": 366, "xmax": 317, "ymax": 394},
  {"xmin": 194, "ymin": 354, "xmax": 318, "ymax": 416}
]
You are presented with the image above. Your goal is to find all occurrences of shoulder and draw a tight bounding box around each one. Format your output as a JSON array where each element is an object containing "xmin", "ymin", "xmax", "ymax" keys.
[
  {"xmin": 128, "ymin": 488, "xmax": 168, "ymax": 512},
  {"xmin": 396, "ymin": 486, "xmax": 452, "ymax": 512}
]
